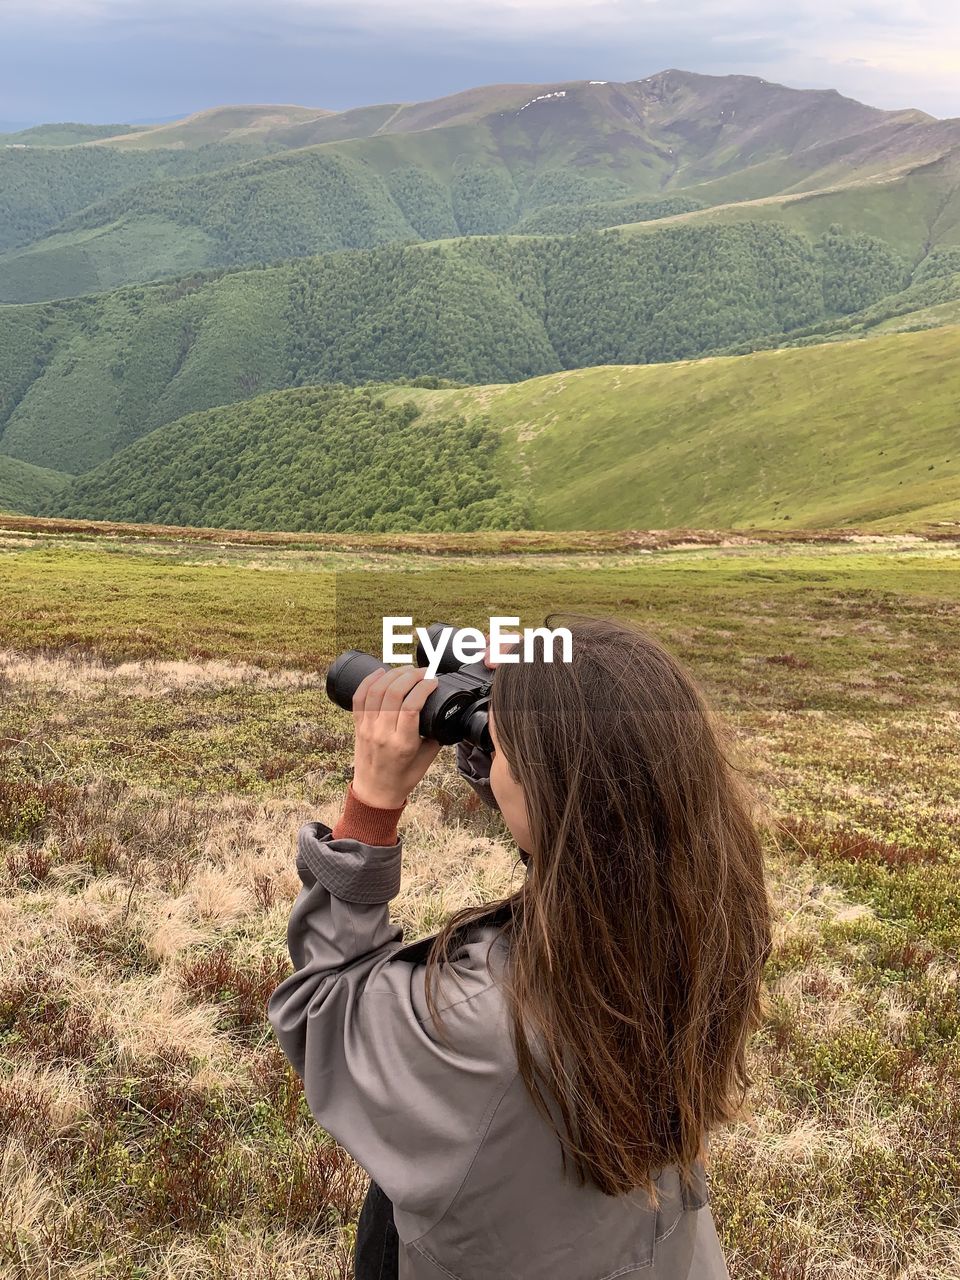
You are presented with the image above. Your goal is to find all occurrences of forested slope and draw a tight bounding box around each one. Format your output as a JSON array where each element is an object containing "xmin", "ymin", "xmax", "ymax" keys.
[
  {"xmin": 0, "ymin": 455, "xmax": 69, "ymax": 514},
  {"xmin": 50, "ymin": 386, "xmax": 529, "ymax": 532},
  {"xmin": 0, "ymin": 136, "xmax": 664, "ymax": 303},
  {"xmin": 714, "ymin": 248, "xmax": 960, "ymax": 353},
  {"xmin": 0, "ymin": 141, "xmax": 288, "ymax": 258},
  {"xmin": 0, "ymin": 222, "xmax": 911, "ymax": 473}
]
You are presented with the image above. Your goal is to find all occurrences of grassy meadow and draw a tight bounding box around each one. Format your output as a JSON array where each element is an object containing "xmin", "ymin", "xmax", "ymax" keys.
[
  {"xmin": 384, "ymin": 326, "xmax": 960, "ymax": 532},
  {"xmin": 0, "ymin": 519, "xmax": 959, "ymax": 1279}
]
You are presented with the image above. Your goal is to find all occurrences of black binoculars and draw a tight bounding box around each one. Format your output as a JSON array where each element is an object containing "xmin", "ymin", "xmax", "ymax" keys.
[{"xmin": 325, "ymin": 622, "xmax": 493, "ymax": 750}]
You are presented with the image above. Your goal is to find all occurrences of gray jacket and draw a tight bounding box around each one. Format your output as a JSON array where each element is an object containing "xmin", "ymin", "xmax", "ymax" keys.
[{"xmin": 267, "ymin": 743, "xmax": 730, "ymax": 1280}]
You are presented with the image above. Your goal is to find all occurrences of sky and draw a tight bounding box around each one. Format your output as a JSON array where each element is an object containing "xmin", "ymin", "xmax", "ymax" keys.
[{"xmin": 2, "ymin": 0, "xmax": 959, "ymax": 127}]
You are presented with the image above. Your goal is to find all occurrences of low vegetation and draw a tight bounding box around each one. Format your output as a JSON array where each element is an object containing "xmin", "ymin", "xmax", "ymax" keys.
[{"xmin": 0, "ymin": 528, "xmax": 957, "ymax": 1279}]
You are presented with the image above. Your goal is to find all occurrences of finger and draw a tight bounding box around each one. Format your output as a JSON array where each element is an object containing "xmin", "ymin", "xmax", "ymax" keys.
[
  {"xmin": 354, "ymin": 666, "xmax": 396, "ymax": 720},
  {"xmin": 352, "ymin": 666, "xmax": 391, "ymax": 717},
  {"xmin": 397, "ymin": 671, "xmax": 439, "ymax": 728},
  {"xmin": 482, "ymin": 634, "xmax": 501, "ymax": 669},
  {"xmin": 364, "ymin": 665, "xmax": 419, "ymax": 727},
  {"xmin": 380, "ymin": 666, "xmax": 429, "ymax": 730}
]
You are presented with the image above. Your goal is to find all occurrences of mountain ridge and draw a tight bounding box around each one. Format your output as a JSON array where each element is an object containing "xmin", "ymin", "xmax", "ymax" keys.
[
  {"xmin": 87, "ymin": 104, "xmax": 335, "ymax": 149},
  {"xmin": 2, "ymin": 68, "xmax": 958, "ymax": 304},
  {"xmin": 83, "ymin": 70, "xmax": 940, "ymax": 149}
]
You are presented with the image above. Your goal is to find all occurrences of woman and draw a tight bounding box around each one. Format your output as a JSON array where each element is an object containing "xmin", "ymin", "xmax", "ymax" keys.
[{"xmin": 268, "ymin": 614, "xmax": 773, "ymax": 1279}]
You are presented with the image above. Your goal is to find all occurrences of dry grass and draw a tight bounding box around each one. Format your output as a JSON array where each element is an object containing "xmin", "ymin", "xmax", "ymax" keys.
[
  {"xmin": 1, "ymin": 534, "xmax": 958, "ymax": 1277},
  {"xmin": 0, "ymin": 649, "xmax": 325, "ymax": 698},
  {"xmin": 0, "ymin": 652, "xmax": 520, "ymax": 1277},
  {"xmin": 1, "ymin": 511, "xmax": 957, "ymax": 555}
]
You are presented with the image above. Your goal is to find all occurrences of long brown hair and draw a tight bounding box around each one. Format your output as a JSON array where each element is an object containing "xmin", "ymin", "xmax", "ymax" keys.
[{"xmin": 424, "ymin": 613, "xmax": 772, "ymax": 1201}]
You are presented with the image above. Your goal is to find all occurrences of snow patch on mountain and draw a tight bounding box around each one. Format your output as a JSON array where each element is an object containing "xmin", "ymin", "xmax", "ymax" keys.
[{"xmin": 517, "ymin": 91, "xmax": 567, "ymax": 113}]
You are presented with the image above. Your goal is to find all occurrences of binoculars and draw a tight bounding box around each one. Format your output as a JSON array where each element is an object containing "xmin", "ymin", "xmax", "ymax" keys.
[{"xmin": 325, "ymin": 622, "xmax": 493, "ymax": 750}]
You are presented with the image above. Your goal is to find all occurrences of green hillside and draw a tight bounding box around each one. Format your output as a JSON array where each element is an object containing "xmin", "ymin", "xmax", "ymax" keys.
[
  {"xmin": 0, "ymin": 268, "xmax": 291, "ymax": 473},
  {"xmin": 0, "ymin": 222, "xmax": 910, "ymax": 473},
  {"xmin": 0, "ymin": 454, "xmax": 69, "ymax": 513},
  {"xmin": 47, "ymin": 327, "xmax": 960, "ymax": 532},
  {"xmin": 92, "ymin": 105, "xmax": 332, "ymax": 149},
  {"xmin": 0, "ymin": 130, "xmax": 656, "ymax": 302},
  {"xmin": 622, "ymin": 151, "xmax": 960, "ymax": 262},
  {"xmin": 0, "ymin": 123, "xmax": 140, "ymax": 146},
  {"xmin": 389, "ymin": 326, "xmax": 960, "ymax": 531},
  {"xmin": 49, "ymin": 386, "xmax": 529, "ymax": 531},
  {"xmin": 0, "ymin": 141, "xmax": 286, "ymax": 258},
  {"xmin": 3, "ymin": 71, "xmax": 955, "ymax": 304}
]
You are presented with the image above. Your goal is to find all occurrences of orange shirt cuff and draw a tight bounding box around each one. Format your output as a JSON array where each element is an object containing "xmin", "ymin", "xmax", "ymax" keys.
[{"xmin": 331, "ymin": 781, "xmax": 406, "ymax": 846}]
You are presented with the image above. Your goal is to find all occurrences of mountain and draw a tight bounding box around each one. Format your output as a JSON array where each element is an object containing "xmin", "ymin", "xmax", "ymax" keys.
[
  {"xmin": 96, "ymin": 71, "xmax": 920, "ymax": 164},
  {"xmin": 2, "ymin": 70, "xmax": 957, "ymax": 303},
  {"xmin": 4, "ymin": 71, "xmax": 959, "ymax": 532},
  {"xmin": 0, "ymin": 222, "xmax": 915, "ymax": 474},
  {"xmin": 93, "ymin": 104, "xmax": 333, "ymax": 149},
  {"xmin": 128, "ymin": 114, "xmax": 192, "ymax": 126},
  {"xmin": 48, "ymin": 325, "xmax": 960, "ymax": 533}
]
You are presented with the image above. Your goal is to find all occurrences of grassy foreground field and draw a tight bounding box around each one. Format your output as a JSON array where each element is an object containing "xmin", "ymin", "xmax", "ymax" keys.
[{"xmin": 1, "ymin": 525, "xmax": 959, "ymax": 1279}]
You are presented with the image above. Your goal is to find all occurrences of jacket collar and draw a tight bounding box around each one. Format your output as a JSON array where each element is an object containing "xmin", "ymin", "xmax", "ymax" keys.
[{"xmin": 390, "ymin": 895, "xmax": 517, "ymax": 965}]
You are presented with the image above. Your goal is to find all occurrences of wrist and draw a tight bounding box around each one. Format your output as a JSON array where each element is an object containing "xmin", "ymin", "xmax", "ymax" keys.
[
  {"xmin": 332, "ymin": 781, "xmax": 406, "ymax": 845},
  {"xmin": 349, "ymin": 776, "xmax": 410, "ymax": 810}
]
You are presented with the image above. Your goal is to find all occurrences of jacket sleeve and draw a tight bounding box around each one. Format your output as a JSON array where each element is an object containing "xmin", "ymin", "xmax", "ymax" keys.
[
  {"xmin": 266, "ymin": 819, "xmax": 516, "ymax": 1241},
  {"xmin": 455, "ymin": 740, "xmax": 500, "ymax": 812}
]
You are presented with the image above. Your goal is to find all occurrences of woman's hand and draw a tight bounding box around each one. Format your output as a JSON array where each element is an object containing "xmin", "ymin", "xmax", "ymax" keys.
[{"xmin": 349, "ymin": 666, "xmax": 442, "ymax": 809}]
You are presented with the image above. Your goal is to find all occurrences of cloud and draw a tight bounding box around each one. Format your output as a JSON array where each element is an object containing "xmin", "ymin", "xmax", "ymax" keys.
[
  {"xmin": 2, "ymin": 0, "xmax": 959, "ymax": 120},
  {"xmin": 4, "ymin": 0, "xmax": 949, "ymax": 34}
]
